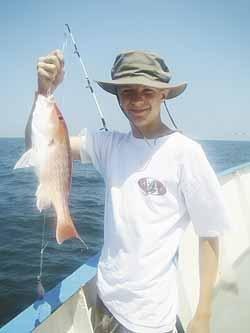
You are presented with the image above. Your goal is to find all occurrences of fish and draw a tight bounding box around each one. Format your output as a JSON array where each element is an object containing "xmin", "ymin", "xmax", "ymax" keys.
[{"xmin": 14, "ymin": 94, "xmax": 87, "ymax": 246}]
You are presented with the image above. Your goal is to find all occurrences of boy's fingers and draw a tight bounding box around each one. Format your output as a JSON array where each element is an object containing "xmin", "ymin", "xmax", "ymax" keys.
[
  {"xmin": 37, "ymin": 67, "xmax": 54, "ymax": 81},
  {"xmin": 49, "ymin": 49, "xmax": 64, "ymax": 67},
  {"xmin": 37, "ymin": 62, "xmax": 57, "ymax": 75},
  {"xmin": 53, "ymin": 49, "xmax": 64, "ymax": 66},
  {"xmin": 43, "ymin": 55, "xmax": 61, "ymax": 73}
]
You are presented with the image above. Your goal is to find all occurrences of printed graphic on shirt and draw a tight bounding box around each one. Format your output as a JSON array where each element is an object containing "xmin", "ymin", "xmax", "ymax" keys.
[{"xmin": 138, "ymin": 177, "xmax": 167, "ymax": 196}]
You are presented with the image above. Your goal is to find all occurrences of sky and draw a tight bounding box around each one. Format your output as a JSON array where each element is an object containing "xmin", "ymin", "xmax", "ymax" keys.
[{"xmin": 1, "ymin": 0, "xmax": 250, "ymax": 140}]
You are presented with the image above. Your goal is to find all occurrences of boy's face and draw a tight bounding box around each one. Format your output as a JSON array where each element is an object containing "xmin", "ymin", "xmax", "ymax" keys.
[{"xmin": 117, "ymin": 85, "xmax": 168, "ymax": 131}]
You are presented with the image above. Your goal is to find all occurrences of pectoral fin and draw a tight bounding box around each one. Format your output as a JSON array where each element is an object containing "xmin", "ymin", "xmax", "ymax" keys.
[{"xmin": 14, "ymin": 149, "xmax": 35, "ymax": 169}]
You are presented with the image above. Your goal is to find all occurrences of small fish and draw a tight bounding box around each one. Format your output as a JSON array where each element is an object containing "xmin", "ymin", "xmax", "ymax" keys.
[{"xmin": 14, "ymin": 94, "xmax": 86, "ymax": 246}]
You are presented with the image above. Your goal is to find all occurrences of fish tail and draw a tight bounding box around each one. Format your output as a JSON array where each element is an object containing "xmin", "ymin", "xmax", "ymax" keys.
[
  {"xmin": 56, "ymin": 215, "xmax": 87, "ymax": 248},
  {"xmin": 56, "ymin": 215, "xmax": 79, "ymax": 244}
]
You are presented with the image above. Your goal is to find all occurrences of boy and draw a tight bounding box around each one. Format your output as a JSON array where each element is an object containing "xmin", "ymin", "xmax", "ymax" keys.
[{"xmin": 30, "ymin": 49, "xmax": 230, "ymax": 333}]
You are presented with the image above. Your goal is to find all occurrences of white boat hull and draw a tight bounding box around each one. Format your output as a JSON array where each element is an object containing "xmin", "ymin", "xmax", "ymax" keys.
[{"xmin": 34, "ymin": 278, "xmax": 97, "ymax": 333}]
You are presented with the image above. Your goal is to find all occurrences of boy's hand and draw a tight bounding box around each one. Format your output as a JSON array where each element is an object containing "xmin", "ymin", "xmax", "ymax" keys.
[
  {"xmin": 186, "ymin": 315, "xmax": 210, "ymax": 333},
  {"xmin": 37, "ymin": 49, "xmax": 64, "ymax": 95}
]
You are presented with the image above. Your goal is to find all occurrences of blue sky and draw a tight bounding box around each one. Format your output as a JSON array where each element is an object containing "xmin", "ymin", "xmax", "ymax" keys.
[{"xmin": 1, "ymin": 0, "xmax": 250, "ymax": 140}]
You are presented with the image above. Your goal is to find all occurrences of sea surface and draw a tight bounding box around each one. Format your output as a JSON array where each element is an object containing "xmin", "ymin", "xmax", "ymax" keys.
[{"xmin": 1, "ymin": 137, "xmax": 250, "ymax": 327}]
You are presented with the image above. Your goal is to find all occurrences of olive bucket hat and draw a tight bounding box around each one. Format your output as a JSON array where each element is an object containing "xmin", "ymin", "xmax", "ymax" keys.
[{"xmin": 96, "ymin": 50, "xmax": 187, "ymax": 99}]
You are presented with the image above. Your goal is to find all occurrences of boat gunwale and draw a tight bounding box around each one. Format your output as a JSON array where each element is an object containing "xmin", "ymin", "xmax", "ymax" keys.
[{"xmin": 0, "ymin": 253, "xmax": 100, "ymax": 332}]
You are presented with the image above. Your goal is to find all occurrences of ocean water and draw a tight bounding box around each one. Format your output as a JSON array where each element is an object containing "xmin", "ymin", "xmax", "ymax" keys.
[{"xmin": 1, "ymin": 137, "xmax": 250, "ymax": 327}]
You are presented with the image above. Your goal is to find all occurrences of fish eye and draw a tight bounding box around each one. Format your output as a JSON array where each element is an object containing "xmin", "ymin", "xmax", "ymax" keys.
[{"xmin": 58, "ymin": 116, "xmax": 63, "ymax": 120}]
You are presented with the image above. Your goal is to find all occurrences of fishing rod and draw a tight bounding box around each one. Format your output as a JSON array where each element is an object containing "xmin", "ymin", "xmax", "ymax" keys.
[
  {"xmin": 65, "ymin": 24, "xmax": 178, "ymax": 134},
  {"xmin": 65, "ymin": 23, "xmax": 108, "ymax": 131}
]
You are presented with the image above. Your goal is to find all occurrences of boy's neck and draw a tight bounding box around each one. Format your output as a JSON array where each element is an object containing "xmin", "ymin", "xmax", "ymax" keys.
[{"xmin": 131, "ymin": 122, "xmax": 174, "ymax": 139}]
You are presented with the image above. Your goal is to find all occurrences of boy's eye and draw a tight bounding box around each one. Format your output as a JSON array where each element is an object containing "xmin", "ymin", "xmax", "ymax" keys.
[
  {"xmin": 143, "ymin": 89, "xmax": 154, "ymax": 94},
  {"xmin": 121, "ymin": 90, "xmax": 132, "ymax": 94},
  {"xmin": 119, "ymin": 88, "xmax": 157, "ymax": 97}
]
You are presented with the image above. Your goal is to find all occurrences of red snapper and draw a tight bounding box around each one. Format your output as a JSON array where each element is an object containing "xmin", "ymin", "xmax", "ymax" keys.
[{"xmin": 15, "ymin": 94, "xmax": 86, "ymax": 246}]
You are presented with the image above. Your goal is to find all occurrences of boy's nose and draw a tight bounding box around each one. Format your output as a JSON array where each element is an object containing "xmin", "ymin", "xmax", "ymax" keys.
[{"xmin": 130, "ymin": 93, "xmax": 145, "ymax": 104}]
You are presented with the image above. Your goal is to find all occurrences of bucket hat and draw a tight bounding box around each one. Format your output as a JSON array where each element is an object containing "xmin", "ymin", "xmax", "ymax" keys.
[{"xmin": 96, "ymin": 50, "xmax": 187, "ymax": 99}]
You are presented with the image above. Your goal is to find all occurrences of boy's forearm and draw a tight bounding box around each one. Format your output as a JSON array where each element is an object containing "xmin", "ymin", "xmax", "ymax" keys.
[{"xmin": 194, "ymin": 237, "xmax": 219, "ymax": 318}]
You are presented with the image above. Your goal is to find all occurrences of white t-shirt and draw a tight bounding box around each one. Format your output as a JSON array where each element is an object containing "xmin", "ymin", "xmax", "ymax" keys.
[{"xmin": 80, "ymin": 129, "xmax": 231, "ymax": 333}]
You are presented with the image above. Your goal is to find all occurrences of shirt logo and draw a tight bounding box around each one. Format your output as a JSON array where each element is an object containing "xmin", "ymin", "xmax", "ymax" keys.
[{"xmin": 138, "ymin": 177, "xmax": 167, "ymax": 196}]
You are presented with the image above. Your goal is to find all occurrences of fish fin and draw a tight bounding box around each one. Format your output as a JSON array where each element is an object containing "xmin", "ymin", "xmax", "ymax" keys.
[
  {"xmin": 36, "ymin": 185, "xmax": 51, "ymax": 211},
  {"xmin": 14, "ymin": 149, "xmax": 35, "ymax": 169},
  {"xmin": 56, "ymin": 215, "xmax": 82, "ymax": 245}
]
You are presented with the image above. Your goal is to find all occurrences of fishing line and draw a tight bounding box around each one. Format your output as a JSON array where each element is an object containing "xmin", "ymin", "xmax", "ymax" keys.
[
  {"xmin": 77, "ymin": 232, "xmax": 89, "ymax": 250},
  {"xmin": 37, "ymin": 213, "xmax": 48, "ymax": 299},
  {"xmin": 117, "ymin": 98, "xmax": 154, "ymax": 148},
  {"xmin": 36, "ymin": 31, "xmax": 75, "ymax": 299},
  {"xmin": 46, "ymin": 31, "xmax": 68, "ymax": 98},
  {"xmin": 64, "ymin": 24, "xmax": 179, "ymax": 135},
  {"xmin": 39, "ymin": 213, "xmax": 48, "ymax": 277},
  {"xmin": 62, "ymin": 30, "xmax": 68, "ymax": 53},
  {"xmin": 64, "ymin": 24, "xmax": 108, "ymax": 131},
  {"xmin": 62, "ymin": 26, "xmax": 179, "ymax": 180},
  {"xmin": 60, "ymin": 30, "xmax": 89, "ymax": 251},
  {"xmin": 118, "ymin": 96, "xmax": 177, "ymax": 148},
  {"xmin": 61, "ymin": 26, "xmax": 182, "ymax": 331},
  {"xmin": 35, "ymin": 30, "xmax": 92, "ymax": 299},
  {"xmin": 117, "ymin": 94, "xmax": 182, "ymax": 173},
  {"xmin": 63, "ymin": 24, "xmax": 179, "ymax": 139},
  {"xmin": 163, "ymin": 101, "xmax": 179, "ymax": 130}
]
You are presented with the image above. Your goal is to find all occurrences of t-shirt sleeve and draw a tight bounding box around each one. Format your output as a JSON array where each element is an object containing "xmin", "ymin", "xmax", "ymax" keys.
[
  {"xmin": 79, "ymin": 128, "xmax": 112, "ymax": 177},
  {"xmin": 180, "ymin": 143, "xmax": 232, "ymax": 237}
]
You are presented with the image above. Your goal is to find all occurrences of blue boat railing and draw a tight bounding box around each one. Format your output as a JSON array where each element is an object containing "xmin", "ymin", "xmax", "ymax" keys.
[{"xmin": 0, "ymin": 253, "xmax": 100, "ymax": 333}]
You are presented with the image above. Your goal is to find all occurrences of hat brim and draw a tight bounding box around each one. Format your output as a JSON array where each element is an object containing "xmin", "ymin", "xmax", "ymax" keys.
[{"xmin": 95, "ymin": 77, "xmax": 187, "ymax": 99}]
